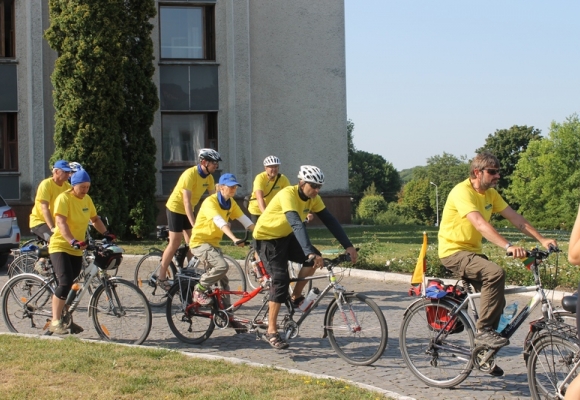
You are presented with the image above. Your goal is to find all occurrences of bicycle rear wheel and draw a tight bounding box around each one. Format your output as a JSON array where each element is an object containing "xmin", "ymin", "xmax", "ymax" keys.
[
  {"xmin": 2, "ymin": 274, "xmax": 54, "ymax": 335},
  {"xmin": 399, "ymin": 299, "xmax": 474, "ymax": 388},
  {"xmin": 527, "ymin": 334, "xmax": 579, "ymax": 399},
  {"xmin": 166, "ymin": 281, "xmax": 214, "ymax": 344},
  {"xmin": 325, "ymin": 293, "xmax": 388, "ymax": 366},
  {"xmin": 223, "ymin": 255, "xmax": 246, "ymax": 292},
  {"xmin": 8, "ymin": 253, "xmax": 38, "ymax": 278},
  {"xmin": 134, "ymin": 252, "xmax": 177, "ymax": 307},
  {"xmin": 90, "ymin": 278, "xmax": 152, "ymax": 345}
]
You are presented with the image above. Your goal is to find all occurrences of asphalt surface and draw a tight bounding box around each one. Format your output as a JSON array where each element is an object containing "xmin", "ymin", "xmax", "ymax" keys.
[{"xmin": 0, "ymin": 255, "xmax": 570, "ymax": 400}]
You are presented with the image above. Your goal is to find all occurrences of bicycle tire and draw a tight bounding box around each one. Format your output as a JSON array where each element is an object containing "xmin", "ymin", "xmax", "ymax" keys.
[
  {"xmin": 166, "ymin": 281, "xmax": 215, "ymax": 344},
  {"xmin": 8, "ymin": 253, "xmax": 38, "ymax": 278},
  {"xmin": 90, "ymin": 278, "xmax": 152, "ymax": 345},
  {"xmin": 399, "ymin": 298, "xmax": 475, "ymax": 388},
  {"xmin": 527, "ymin": 334, "xmax": 579, "ymax": 399},
  {"xmin": 324, "ymin": 293, "xmax": 388, "ymax": 366},
  {"xmin": 223, "ymin": 255, "xmax": 247, "ymax": 292},
  {"xmin": 20, "ymin": 238, "xmax": 45, "ymax": 249},
  {"xmin": 2, "ymin": 273, "xmax": 54, "ymax": 335},
  {"xmin": 134, "ymin": 252, "xmax": 177, "ymax": 307}
]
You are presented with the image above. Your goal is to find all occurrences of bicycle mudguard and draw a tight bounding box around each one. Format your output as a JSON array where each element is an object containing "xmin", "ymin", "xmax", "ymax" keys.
[
  {"xmin": 321, "ymin": 291, "xmax": 358, "ymax": 339},
  {"xmin": 522, "ymin": 318, "xmax": 580, "ymax": 363},
  {"xmin": 147, "ymin": 248, "xmax": 164, "ymax": 255}
]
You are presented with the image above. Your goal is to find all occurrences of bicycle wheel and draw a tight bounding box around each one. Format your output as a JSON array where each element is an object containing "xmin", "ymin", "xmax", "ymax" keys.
[
  {"xmin": 2, "ymin": 274, "xmax": 54, "ymax": 335},
  {"xmin": 166, "ymin": 281, "xmax": 215, "ymax": 344},
  {"xmin": 223, "ymin": 255, "xmax": 246, "ymax": 292},
  {"xmin": 528, "ymin": 334, "xmax": 579, "ymax": 399},
  {"xmin": 8, "ymin": 253, "xmax": 38, "ymax": 278},
  {"xmin": 134, "ymin": 252, "xmax": 177, "ymax": 307},
  {"xmin": 90, "ymin": 278, "xmax": 152, "ymax": 345},
  {"xmin": 399, "ymin": 299, "xmax": 475, "ymax": 388},
  {"xmin": 243, "ymin": 248, "xmax": 261, "ymax": 290},
  {"xmin": 324, "ymin": 293, "xmax": 388, "ymax": 366},
  {"xmin": 288, "ymin": 261, "xmax": 312, "ymax": 296}
]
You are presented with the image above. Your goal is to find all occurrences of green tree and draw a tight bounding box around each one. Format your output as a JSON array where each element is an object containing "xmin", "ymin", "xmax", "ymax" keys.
[
  {"xmin": 476, "ymin": 125, "xmax": 542, "ymax": 191},
  {"xmin": 120, "ymin": 0, "xmax": 159, "ymax": 238},
  {"xmin": 398, "ymin": 179, "xmax": 432, "ymax": 224},
  {"xmin": 347, "ymin": 119, "xmax": 355, "ymax": 159},
  {"xmin": 505, "ymin": 114, "xmax": 580, "ymax": 229},
  {"xmin": 356, "ymin": 183, "xmax": 388, "ymax": 221},
  {"xmin": 349, "ymin": 150, "xmax": 402, "ymax": 206},
  {"xmin": 46, "ymin": 0, "xmax": 128, "ymax": 234}
]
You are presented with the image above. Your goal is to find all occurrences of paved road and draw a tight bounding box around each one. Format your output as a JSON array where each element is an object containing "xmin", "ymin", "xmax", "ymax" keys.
[{"xmin": 0, "ymin": 256, "xmax": 559, "ymax": 400}]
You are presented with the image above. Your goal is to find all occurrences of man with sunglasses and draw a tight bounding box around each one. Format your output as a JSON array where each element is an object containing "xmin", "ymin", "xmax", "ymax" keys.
[
  {"xmin": 253, "ymin": 165, "xmax": 358, "ymax": 349},
  {"xmin": 438, "ymin": 152, "xmax": 557, "ymax": 374}
]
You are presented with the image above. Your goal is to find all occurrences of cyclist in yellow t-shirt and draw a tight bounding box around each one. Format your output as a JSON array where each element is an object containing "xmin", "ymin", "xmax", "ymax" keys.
[
  {"xmin": 48, "ymin": 169, "xmax": 112, "ymax": 335},
  {"xmin": 29, "ymin": 160, "xmax": 72, "ymax": 241},
  {"xmin": 438, "ymin": 152, "xmax": 557, "ymax": 360},
  {"xmin": 253, "ymin": 165, "xmax": 358, "ymax": 349},
  {"xmin": 189, "ymin": 173, "xmax": 254, "ymax": 307},
  {"xmin": 247, "ymin": 156, "xmax": 291, "ymax": 223},
  {"xmin": 157, "ymin": 148, "xmax": 221, "ymax": 289}
]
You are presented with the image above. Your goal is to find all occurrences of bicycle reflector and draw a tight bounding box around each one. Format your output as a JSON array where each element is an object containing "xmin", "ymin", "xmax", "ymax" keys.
[{"xmin": 94, "ymin": 245, "xmax": 124, "ymax": 270}]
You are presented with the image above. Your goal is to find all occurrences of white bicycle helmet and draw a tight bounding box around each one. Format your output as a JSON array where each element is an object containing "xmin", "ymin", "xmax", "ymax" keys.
[
  {"xmin": 199, "ymin": 148, "xmax": 222, "ymax": 162},
  {"xmin": 297, "ymin": 165, "xmax": 324, "ymax": 185},
  {"xmin": 68, "ymin": 162, "xmax": 83, "ymax": 172},
  {"xmin": 263, "ymin": 155, "xmax": 281, "ymax": 166}
]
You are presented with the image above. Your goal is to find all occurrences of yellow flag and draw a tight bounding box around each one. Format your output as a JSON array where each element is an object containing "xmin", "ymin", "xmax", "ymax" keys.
[{"xmin": 411, "ymin": 232, "xmax": 428, "ymax": 285}]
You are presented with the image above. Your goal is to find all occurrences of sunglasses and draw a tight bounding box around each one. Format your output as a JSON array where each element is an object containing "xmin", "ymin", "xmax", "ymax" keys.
[
  {"xmin": 483, "ymin": 168, "xmax": 500, "ymax": 175},
  {"xmin": 308, "ymin": 183, "xmax": 322, "ymax": 190}
]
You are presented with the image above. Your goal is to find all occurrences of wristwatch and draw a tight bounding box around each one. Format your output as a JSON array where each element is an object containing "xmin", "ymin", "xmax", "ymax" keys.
[{"xmin": 504, "ymin": 242, "xmax": 512, "ymax": 250}]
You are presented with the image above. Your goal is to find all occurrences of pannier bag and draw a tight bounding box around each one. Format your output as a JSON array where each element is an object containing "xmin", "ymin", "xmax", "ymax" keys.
[{"xmin": 425, "ymin": 279, "xmax": 465, "ymax": 334}]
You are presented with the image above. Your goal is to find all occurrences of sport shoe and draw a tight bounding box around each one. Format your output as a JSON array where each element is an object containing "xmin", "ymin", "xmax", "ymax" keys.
[
  {"xmin": 34, "ymin": 259, "xmax": 49, "ymax": 276},
  {"xmin": 49, "ymin": 320, "xmax": 69, "ymax": 335},
  {"xmin": 193, "ymin": 285, "xmax": 213, "ymax": 307},
  {"xmin": 475, "ymin": 329, "xmax": 510, "ymax": 349}
]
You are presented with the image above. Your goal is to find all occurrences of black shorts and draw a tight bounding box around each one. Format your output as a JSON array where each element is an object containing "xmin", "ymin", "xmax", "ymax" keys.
[
  {"xmin": 166, "ymin": 208, "xmax": 193, "ymax": 232},
  {"xmin": 30, "ymin": 223, "xmax": 52, "ymax": 242},
  {"xmin": 49, "ymin": 252, "xmax": 83, "ymax": 288},
  {"xmin": 255, "ymin": 234, "xmax": 317, "ymax": 303}
]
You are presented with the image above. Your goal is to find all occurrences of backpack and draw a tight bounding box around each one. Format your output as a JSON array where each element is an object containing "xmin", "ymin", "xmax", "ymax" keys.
[{"xmin": 425, "ymin": 279, "xmax": 466, "ymax": 334}]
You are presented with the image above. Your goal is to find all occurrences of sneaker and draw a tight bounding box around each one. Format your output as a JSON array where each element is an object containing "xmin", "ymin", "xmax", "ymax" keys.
[
  {"xmin": 49, "ymin": 320, "xmax": 69, "ymax": 335},
  {"xmin": 475, "ymin": 329, "xmax": 510, "ymax": 349},
  {"xmin": 34, "ymin": 260, "xmax": 48, "ymax": 276},
  {"xmin": 489, "ymin": 365, "xmax": 504, "ymax": 377},
  {"xmin": 193, "ymin": 285, "xmax": 213, "ymax": 307}
]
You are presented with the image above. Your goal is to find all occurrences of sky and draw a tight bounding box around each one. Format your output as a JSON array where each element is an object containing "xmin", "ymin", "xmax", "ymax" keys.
[{"xmin": 344, "ymin": 1, "xmax": 580, "ymax": 171}]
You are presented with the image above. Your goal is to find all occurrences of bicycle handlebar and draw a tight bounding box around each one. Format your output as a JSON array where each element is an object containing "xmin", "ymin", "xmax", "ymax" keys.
[
  {"xmin": 322, "ymin": 247, "xmax": 359, "ymax": 269},
  {"xmin": 506, "ymin": 245, "xmax": 560, "ymax": 260}
]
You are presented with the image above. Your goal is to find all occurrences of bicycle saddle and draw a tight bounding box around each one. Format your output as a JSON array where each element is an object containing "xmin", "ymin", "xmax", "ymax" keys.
[{"xmin": 561, "ymin": 293, "xmax": 577, "ymax": 314}]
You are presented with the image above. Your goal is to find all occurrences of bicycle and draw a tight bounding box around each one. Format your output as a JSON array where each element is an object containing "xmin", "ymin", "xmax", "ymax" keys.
[
  {"xmin": 526, "ymin": 294, "xmax": 579, "ymax": 399},
  {"xmin": 1, "ymin": 239, "xmax": 152, "ymax": 345},
  {"xmin": 399, "ymin": 246, "xmax": 573, "ymax": 389},
  {"xmin": 134, "ymin": 225, "xmax": 246, "ymax": 307},
  {"xmin": 165, "ymin": 247, "xmax": 388, "ymax": 366}
]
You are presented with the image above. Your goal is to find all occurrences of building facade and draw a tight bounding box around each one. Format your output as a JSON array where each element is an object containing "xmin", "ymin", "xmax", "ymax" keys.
[{"xmin": 1, "ymin": 0, "xmax": 351, "ymax": 234}]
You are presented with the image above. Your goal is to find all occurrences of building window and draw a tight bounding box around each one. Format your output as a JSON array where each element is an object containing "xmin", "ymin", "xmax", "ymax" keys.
[
  {"xmin": 0, "ymin": 0, "xmax": 15, "ymax": 57},
  {"xmin": 159, "ymin": 4, "xmax": 215, "ymax": 60},
  {"xmin": 0, "ymin": 113, "xmax": 17, "ymax": 171},
  {"xmin": 161, "ymin": 113, "xmax": 217, "ymax": 168}
]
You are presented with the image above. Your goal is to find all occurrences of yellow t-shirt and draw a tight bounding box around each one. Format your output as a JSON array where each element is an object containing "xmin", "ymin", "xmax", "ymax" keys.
[
  {"xmin": 29, "ymin": 178, "xmax": 72, "ymax": 228},
  {"xmin": 49, "ymin": 190, "xmax": 97, "ymax": 256},
  {"xmin": 438, "ymin": 178, "xmax": 508, "ymax": 258},
  {"xmin": 189, "ymin": 194, "xmax": 244, "ymax": 248},
  {"xmin": 253, "ymin": 185, "xmax": 325, "ymax": 240},
  {"xmin": 248, "ymin": 172, "xmax": 291, "ymax": 215},
  {"xmin": 166, "ymin": 166, "xmax": 215, "ymax": 215}
]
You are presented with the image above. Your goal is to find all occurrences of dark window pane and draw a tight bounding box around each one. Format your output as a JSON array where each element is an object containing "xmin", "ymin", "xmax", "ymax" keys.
[
  {"xmin": 161, "ymin": 113, "xmax": 207, "ymax": 167},
  {"xmin": 160, "ymin": 6, "xmax": 204, "ymax": 59},
  {"xmin": 190, "ymin": 65, "xmax": 218, "ymax": 110},
  {"xmin": 160, "ymin": 65, "xmax": 189, "ymax": 111},
  {"xmin": 0, "ymin": 64, "xmax": 17, "ymax": 111}
]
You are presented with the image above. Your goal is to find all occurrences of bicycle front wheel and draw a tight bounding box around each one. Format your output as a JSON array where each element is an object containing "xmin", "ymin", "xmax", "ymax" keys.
[
  {"xmin": 8, "ymin": 253, "xmax": 38, "ymax": 278},
  {"xmin": 166, "ymin": 281, "xmax": 214, "ymax": 344},
  {"xmin": 134, "ymin": 252, "xmax": 177, "ymax": 307},
  {"xmin": 90, "ymin": 278, "xmax": 152, "ymax": 345},
  {"xmin": 2, "ymin": 274, "xmax": 54, "ymax": 334},
  {"xmin": 243, "ymin": 248, "xmax": 260, "ymax": 290},
  {"xmin": 325, "ymin": 293, "xmax": 388, "ymax": 366},
  {"xmin": 223, "ymin": 255, "xmax": 246, "ymax": 292},
  {"xmin": 288, "ymin": 261, "xmax": 312, "ymax": 296},
  {"xmin": 527, "ymin": 334, "xmax": 579, "ymax": 399},
  {"xmin": 399, "ymin": 299, "xmax": 474, "ymax": 388}
]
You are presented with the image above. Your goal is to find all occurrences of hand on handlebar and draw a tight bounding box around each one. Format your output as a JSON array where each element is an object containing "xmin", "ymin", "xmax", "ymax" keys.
[
  {"xmin": 71, "ymin": 239, "xmax": 88, "ymax": 250},
  {"xmin": 308, "ymin": 254, "xmax": 324, "ymax": 269},
  {"xmin": 234, "ymin": 238, "xmax": 246, "ymax": 247},
  {"xmin": 103, "ymin": 233, "xmax": 116, "ymax": 242},
  {"xmin": 506, "ymin": 245, "xmax": 527, "ymax": 259},
  {"xmin": 345, "ymin": 246, "xmax": 358, "ymax": 264}
]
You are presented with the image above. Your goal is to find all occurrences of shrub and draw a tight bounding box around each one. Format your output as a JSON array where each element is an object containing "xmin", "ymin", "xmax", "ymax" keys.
[{"xmin": 357, "ymin": 195, "xmax": 388, "ymax": 221}]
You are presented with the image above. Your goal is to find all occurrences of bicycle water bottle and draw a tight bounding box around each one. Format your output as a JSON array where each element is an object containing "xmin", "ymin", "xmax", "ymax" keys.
[
  {"xmin": 299, "ymin": 288, "xmax": 320, "ymax": 312},
  {"xmin": 496, "ymin": 301, "xmax": 518, "ymax": 333},
  {"xmin": 65, "ymin": 283, "xmax": 82, "ymax": 306}
]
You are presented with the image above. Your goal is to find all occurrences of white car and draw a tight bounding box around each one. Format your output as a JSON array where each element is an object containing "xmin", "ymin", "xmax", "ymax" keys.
[{"xmin": 0, "ymin": 195, "xmax": 21, "ymax": 268}]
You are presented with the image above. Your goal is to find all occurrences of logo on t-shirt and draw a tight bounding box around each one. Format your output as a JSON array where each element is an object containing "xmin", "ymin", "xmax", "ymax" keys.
[{"xmin": 485, "ymin": 204, "xmax": 492, "ymax": 211}]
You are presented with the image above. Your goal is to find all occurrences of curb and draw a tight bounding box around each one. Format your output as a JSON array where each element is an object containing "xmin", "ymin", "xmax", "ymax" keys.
[{"xmin": 0, "ymin": 332, "xmax": 415, "ymax": 400}]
